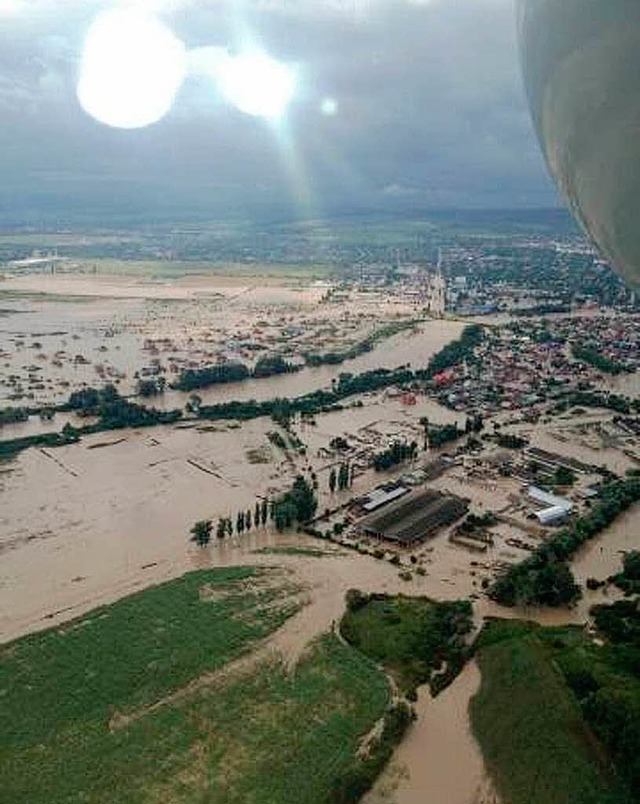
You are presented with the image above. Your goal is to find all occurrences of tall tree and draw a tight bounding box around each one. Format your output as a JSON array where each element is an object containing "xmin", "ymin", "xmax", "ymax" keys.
[
  {"xmin": 190, "ymin": 519, "xmax": 212, "ymax": 547},
  {"xmin": 329, "ymin": 467, "xmax": 337, "ymax": 493},
  {"xmin": 420, "ymin": 416, "xmax": 430, "ymax": 451}
]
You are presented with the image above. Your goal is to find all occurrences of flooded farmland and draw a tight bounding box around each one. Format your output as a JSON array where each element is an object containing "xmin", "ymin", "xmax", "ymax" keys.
[{"xmin": 2, "ymin": 272, "xmax": 638, "ymax": 804}]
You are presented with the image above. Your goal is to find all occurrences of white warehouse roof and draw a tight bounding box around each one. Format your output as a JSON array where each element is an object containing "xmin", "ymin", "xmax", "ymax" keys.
[
  {"xmin": 527, "ymin": 485, "xmax": 573, "ymax": 513},
  {"xmin": 535, "ymin": 505, "xmax": 570, "ymax": 526}
]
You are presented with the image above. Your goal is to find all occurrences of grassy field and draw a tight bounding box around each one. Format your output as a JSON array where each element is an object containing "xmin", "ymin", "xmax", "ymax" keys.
[
  {"xmin": 340, "ymin": 592, "xmax": 473, "ymax": 695},
  {"xmin": 1, "ymin": 567, "xmax": 391, "ymax": 804},
  {"xmin": 470, "ymin": 620, "xmax": 627, "ymax": 804}
]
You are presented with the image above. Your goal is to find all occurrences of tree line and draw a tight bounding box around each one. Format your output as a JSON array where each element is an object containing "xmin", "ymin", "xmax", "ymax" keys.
[
  {"xmin": 304, "ymin": 319, "xmax": 421, "ymax": 367},
  {"xmin": 372, "ymin": 440, "xmax": 418, "ymax": 471},
  {"xmin": 571, "ymin": 344, "xmax": 628, "ymax": 376},
  {"xmin": 173, "ymin": 355, "xmax": 298, "ymax": 392},
  {"xmin": 0, "ymin": 326, "xmax": 485, "ymax": 460},
  {"xmin": 190, "ymin": 475, "xmax": 318, "ymax": 546},
  {"xmin": 490, "ymin": 475, "xmax": 640, "ymax": 608},
  {"xmin": 329, "ymin": 462, "xmax": 354, "ymax": 492}
]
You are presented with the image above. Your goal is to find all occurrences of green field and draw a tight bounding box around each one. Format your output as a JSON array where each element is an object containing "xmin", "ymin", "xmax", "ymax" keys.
[
  {"xmin": 470, "ymin": 620, "xmax": 628, "ymax": 804},
  {"xmin": 1, "ymin": 567, "xmax": 392, "ymax": 804}
]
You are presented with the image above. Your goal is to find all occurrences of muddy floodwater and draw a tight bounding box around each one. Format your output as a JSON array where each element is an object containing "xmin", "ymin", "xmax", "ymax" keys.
[
  {"xmin": 4, "ymin": 272, "xmax": 637, "ymax": 804},
  {"xmin": 363, "ymin": 661, "xmax": 492, "ymax": 804}
]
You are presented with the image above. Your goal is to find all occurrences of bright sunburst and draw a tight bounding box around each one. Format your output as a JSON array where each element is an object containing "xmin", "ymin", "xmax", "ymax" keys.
[
  {"xmin": 77, "ymin": 7, "xmax": 187, "ymax": 129},
  {"xmin": 217, "ymin": 52, "xmax": 296, "ymax": 120}
]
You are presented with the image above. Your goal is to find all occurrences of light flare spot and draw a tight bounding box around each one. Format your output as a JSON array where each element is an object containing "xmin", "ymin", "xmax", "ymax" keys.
[
  {"xmin": 218, "ymin": 52, "xmax": 296, "ymax": 120},
  {"xmin": 320, "ymin": 97, "xmax": 338, "ymax": 116},
  {"xmin": 77, "ymin": 8, "xmax": 186, "ymax": 129}
]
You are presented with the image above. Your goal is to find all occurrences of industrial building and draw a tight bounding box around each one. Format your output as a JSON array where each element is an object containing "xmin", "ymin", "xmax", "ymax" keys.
[
  {"xmin": 360, "ymin": 488, "xmax": 468, "ymax": 547},
  {"xmin": 527, "ymin": 485, "xmax": 573, "ymax": 526},
  {"xmin": 359, "ymin": 484, "xmax": 409, "ymax": 513}
]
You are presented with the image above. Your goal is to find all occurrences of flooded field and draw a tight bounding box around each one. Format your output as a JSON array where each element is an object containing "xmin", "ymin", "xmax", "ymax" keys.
[
  {"xmin": 0, "ymin": 272, "xmax": 464, "ymax": 412},
  {"xmin": 3, "ymin": 271, "xmax": 639, "ymax": 804}
]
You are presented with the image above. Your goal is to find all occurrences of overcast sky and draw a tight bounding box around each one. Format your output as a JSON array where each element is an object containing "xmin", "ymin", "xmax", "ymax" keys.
[{"xmin": 0, "ymin": 0, "xmax": 558, "ymax": 225}]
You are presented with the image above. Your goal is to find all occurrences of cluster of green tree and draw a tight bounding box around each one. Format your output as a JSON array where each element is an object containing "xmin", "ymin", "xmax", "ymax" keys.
[
  {"xmin": 329, "ymin": 462, "xmax": 353, "ymax": 492},
  {"xmin": 172, "ymin": 361, "xmax": 250, "ymax": 391},
  {"xmin": 572, "ymin": 345, "xmax": 628, "ymax": 375},
  {"xmin": 266, "ymin": 430, "xmax": 288, "ymax": 450},
  {"xmin": 495, "ymin": 433, "xmax": 528, "ymax": 450},
  {"xmin": 471, "ymin": 618, "xmax": 632, "ymax": 804},
  {"xmin": 305, "ymin": 320, "xmax": 420, "ymax": 367},
  {"xmin": 517, "ymin": 302, "xmax": 572, "ymax": 316},
  {"xmin": 136, "ymin": 377, "xmax": 166, "ymax": 397},
  {"xmin": 271, "ymin": 475, "xmax": 317, "ymax": 531},
  {"xmin": 64, "ymin": 385, "xmax": 117, "ymax": 412},
  {"xmin": 1, "ymin": 386, "xmax": 182, "ymax": 460},
  {"xmin": 252, "ymin": 355, "xmax": 298, "ymax": 378},
  {"xmin": 331, "ymin": 701, "xmax": 415, "ymax": 804},
  {"xmin": 190, "ymin": 499, "xmax": 271, "ymax": 546},
  {"xmin": 490, "ymin": 476, "xmax": 640, "ymax": 608},
  {"xmin": 428, "ymin": 423, "xmax": 463, "ymax": 448},
  {"xmin": 0, "ymin": 425, "xmax": 80, "ymax": 460},
  {"xmin": 551, "ymin": 600, "xmax": 640, "ymax": 800},
  {"xmin": 610, "ymin": 550, "xmax": 640, "ymax": 595},
  {"xmin": 92, "ymin": 392, "xmax": 182, "ymax": 431},
  {"xmin": 458, "ymin": 512, "xmax": 497, "ymax": 534},
  {"xmin": 554, "ymin": 465, "xmax": 577, "ymax": 487},
  {"xmin": 196, "ymin": 366, "xmax": 414, "ymax": 425},
  {"xmin": 329, "ymin": 436, "xmax": 350, "ymax": 451},
  {"xmin": 372, "ymin": 440, "xmax": 418, "ymax": 471},
  {"xmin": 342, "ymin": 591, "xmax": 474, "ymax": 697},
  {"xmin": 418, "ymin": 324, "xmax": 484, "ymax": 379},
  {"xmin": 555, "ymin": 389, "xmax": 640, "ymax": 416},
  {"xmin": 0, "ymin": 407, "xmax": 29, "ymax": 425}
]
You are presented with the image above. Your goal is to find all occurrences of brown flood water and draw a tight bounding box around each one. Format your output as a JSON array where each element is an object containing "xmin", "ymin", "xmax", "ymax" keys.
[{"xmin": 363, "ymin": 661, "xmax": 490, "ymax": 804}]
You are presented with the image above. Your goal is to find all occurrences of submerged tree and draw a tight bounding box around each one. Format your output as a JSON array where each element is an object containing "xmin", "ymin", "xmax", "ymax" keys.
[
  {"xmin": 329, "ymin": 467, "xmax": 337, "ymax": 493},
  {"xmin": 190, "ymin": 519, "xmax": 212, "ymax": 547}
]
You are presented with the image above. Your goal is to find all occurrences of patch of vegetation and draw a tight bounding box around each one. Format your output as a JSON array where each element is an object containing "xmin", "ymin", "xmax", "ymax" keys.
[
  {"xmin": 471, "ymin": 619, "xmax": 628, "ymax": 804},
  {"xmin": 172, "ymin": 360, "xmax": 251, "ymax": 391},
  {"xmin": 253, "ymin": 354, "xmax": 298, "ymax": 378},
  {"xmin": 496, "ymin": 432, "xmax": 528, "ymax": 450},
  {"xmin": 271, "ymin": 475, "xmax": 318, "ymax": 531},
  {"xmin": 0, "ymin": 406, "xmax": 29, "ymax": 425},
  {"xmin": 305, "ymin": 319, "xmax": 421, "ymax": 367},
  {"xmin": 340, "ymin": 591, "xmax": 473, "ymax": 696},
  {"xmin": 611, "ymin": 551, "xmax": 640, "ymax": 595},
  {"xmin": 246, "ymin": 444, "xmax": 273, "ymax": 464},
  {"xmin": 427, "ymin": 422, "xmax": 464, "ymax": 447},
  {"xmin": 331, "ymin": 700, "xmax": 415, "ymax": 804},
  {"xmin": 372, "ymin": 440, "xmax": 418, "ymax": 471},
  {"xmin": 0, "ymin": 567, "xmax": 315, "ymax": 803},
  {"xmin": 572, "ymin": 345, "xmax": 628, "ymax": 376},
  {"xmin": 0, "ymin": 426, "xmax": 80, "ymax": 460},
  {"xmin": 267, "ymin": 429, "xmax": 289, "ymax": 450},
  {"xmin": 419, "ymin": 324, "xmax": 484, "ymax": 378},
  {"xmin": 1, "ymin": 590, "xmax": 393, "ymax": 804}
]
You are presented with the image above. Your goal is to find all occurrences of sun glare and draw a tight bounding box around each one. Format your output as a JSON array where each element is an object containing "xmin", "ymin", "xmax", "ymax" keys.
[
  {"xmin": 218, "ymin": 52, "xmax": 296, "ymax": 120},
  {"xmin": 77, "ymin": 8, "xmax": 186, "ymax": 129}
]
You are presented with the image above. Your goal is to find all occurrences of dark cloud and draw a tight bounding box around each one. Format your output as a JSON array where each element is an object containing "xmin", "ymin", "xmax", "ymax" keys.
[{"xmin": 0, "ymin": 0, "xmax": 557, "ymax": 224}]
